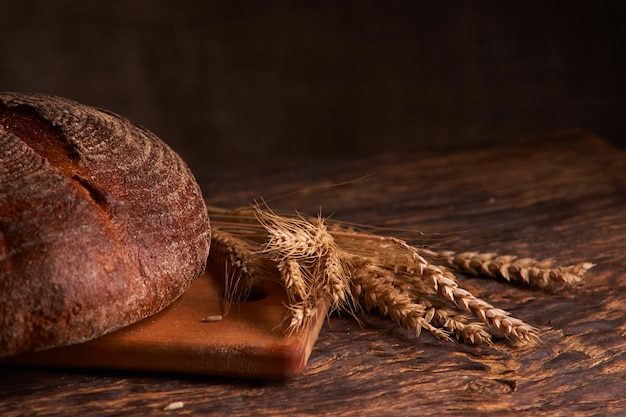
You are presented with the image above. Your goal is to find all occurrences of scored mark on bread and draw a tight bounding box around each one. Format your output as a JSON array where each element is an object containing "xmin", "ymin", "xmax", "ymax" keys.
[
  {"xmin": 71, "ymin": 174, "xmax": 110, "ymax": 210},
  {"xmin": 0, "ymin": 103, "xmax": 110, "ymax": 212},
  {"xmin": 0, "ymin": 104, "xmax": 81, "ymax": 165}
]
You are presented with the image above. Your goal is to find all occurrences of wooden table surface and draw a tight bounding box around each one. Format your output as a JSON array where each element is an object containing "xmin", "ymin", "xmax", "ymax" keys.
[{"xmin": 1, "ymin": 129, "xmax": 625, "ymax": 416}]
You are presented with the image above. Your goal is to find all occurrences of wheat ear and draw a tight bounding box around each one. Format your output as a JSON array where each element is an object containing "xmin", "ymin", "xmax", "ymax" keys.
[
  {"xmin": 207, "ymin": 227, "xmax": 268, "ymax": 313},
  {"xmin": 254, "ymin": 206, "xmax": 356, "ymax": 332},
  {"xmin": 422, "ymin": 249, "xmax": 594, "ymax": 287},
  {"xmin": 423, "ymin": 266, "xmax": 540, "ymax": 344}
]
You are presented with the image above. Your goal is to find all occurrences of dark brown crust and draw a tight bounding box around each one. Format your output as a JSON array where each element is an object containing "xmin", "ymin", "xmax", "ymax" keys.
[{"xmin": 0, "ymin": 93, "xmax": 211, "ymax": 356}]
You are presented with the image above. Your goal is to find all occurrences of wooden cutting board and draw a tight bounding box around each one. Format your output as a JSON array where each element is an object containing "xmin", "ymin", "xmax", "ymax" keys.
[{"xmin": 4, "ymin": 270, "xmax": 329, "ymax": 378}]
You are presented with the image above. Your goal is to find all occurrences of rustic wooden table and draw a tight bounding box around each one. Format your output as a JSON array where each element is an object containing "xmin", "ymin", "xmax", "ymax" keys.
[{"xmin": 1, "ymin": 129, "xmax": 625, "ymax": 416}]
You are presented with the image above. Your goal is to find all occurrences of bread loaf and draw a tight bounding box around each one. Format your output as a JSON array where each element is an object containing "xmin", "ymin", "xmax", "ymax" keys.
[{"xmin": 0, "ymin": 93, "xmax": 211, "ymax": 356}]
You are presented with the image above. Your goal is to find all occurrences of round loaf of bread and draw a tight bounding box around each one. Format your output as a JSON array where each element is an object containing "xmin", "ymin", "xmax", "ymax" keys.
[{"xmin": 0, "ymin": 93, "xmax": 211, "ymax": 356}]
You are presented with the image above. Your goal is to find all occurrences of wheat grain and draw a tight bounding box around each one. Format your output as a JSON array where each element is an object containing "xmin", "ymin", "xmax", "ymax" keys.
[{"xmin": 163, "ymin": 401, "xmax": 184, "ymax": 411}]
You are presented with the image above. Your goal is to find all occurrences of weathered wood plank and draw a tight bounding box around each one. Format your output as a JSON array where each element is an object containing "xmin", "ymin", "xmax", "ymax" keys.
[{"xmin": 1, "ymin": 129, "xmax": 625, "ymax": 416}]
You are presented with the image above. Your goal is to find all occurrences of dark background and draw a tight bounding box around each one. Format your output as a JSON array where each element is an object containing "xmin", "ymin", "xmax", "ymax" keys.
[{"xmin": 1, "ymin": 0, "xmax": 623, "ymax": 174}]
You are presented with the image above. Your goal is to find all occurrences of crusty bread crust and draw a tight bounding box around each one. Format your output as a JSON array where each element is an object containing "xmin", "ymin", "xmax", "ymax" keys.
[{"xmin": 0, "ymin": 93, "xmax": 210, "ymax": 356}]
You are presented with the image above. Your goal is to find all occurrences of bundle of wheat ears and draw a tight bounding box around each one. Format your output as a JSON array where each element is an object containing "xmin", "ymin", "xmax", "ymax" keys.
[{"xmin": 206, "ymin": 203, "xmax": 594, "ymax": 346}]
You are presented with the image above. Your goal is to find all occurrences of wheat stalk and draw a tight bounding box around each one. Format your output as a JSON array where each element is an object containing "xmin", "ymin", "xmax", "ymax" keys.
[{"xmin": 206, "ymin": 204, "xmax": 593, "ymax": 346}]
